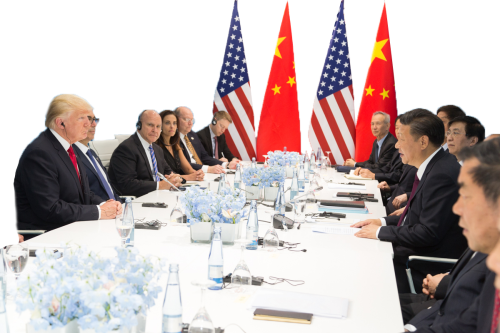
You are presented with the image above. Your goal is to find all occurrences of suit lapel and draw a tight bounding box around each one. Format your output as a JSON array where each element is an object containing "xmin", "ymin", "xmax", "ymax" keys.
[
  {"xmin": 379, "ymin": 133, "xmax": 395, "ymax": 155},
  {"xmin": 445, "ymin": 251, "xmax": 487, "ymax": 298},
  {"xmin": 46, "ymin": 130, "xmax": 84, "ymax": 200},
  {"xmin": 204, "ymin": 127, "xmax": 213, "ymax": 157},
  {"xmin": 73, "ymin": 144, "xmax": 99, "ymax": 179},
  {"xmin": 411, "ymin": 149, "xmax": 446, "ymax": 200},
  {"xmin": 133, "ymin": 133, "xmax": 154, "ymax": 180}
]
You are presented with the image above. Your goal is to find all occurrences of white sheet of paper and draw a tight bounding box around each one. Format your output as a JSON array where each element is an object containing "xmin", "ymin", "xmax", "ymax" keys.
[{"xmin": 312, "ymin": 226, "xmax": 361, "ymax": 235}]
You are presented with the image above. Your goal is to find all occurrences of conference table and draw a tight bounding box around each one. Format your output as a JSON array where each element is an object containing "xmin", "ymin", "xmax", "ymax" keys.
[{"xmin": 6, "ymin": 168, "xmax": 404, "ymax": 333}]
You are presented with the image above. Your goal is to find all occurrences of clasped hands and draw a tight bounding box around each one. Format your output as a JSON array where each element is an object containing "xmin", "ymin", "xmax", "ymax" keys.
[
  {"xmin": 100, "ymin": 199, "xmax": 123, "ymax": 219},
  {"xmin": 158, "ymin": 173, "xmax": 183, "ymax": 190},
  {"xmin": 350, "ymin": 219, "xmax": 382, "ymax": 239}
]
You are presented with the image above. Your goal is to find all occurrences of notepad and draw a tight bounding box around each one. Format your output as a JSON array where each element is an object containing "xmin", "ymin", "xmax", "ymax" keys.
[
  {"xmin": 312, "ymin": 226, "xmax": 360, "ymax": 235},
  {"xmin": 327, "ymin": 183, "xmax": 367, "ymax": 191},
  {"xmin": 254, "ymin": 309, "xmax": 313, "ymax": 324},
  {"xmin": 344, "ymin": 170, "xmax": 373, "ymax": 180}
]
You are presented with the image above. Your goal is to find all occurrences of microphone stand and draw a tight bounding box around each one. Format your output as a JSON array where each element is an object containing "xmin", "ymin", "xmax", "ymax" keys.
[{"xmin": 157, "ymin": 172, "xmax": 181, "ymax": 192}]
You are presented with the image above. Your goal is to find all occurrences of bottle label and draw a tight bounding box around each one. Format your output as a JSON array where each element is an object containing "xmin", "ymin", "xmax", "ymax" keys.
[
  {"xmin": 234, "ymin": 182, "xmax": 240, "ymax": 189},
  {"xmin": 208, "ymin": 265, "xmax": 223, "ymax": 283},
  {"xmin": 162, "ymin": 314, "xmax": 182, "ymax": 333}
]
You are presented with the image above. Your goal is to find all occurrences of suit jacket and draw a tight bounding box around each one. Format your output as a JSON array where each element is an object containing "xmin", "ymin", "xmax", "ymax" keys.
[
  {"xmin": 356, "ymin": 132, "xmax": 397, "ymax": 170},
  {"xmin": 409, "ymin": 249, "xmax": 489, "ymax": 330},
  {"xmin": 14, "ymin": 129, "xmax": 101, "ymax": 232},
  {"xmin": 179, "ymin": 131, "xmax": 223, "ymax": 170},
  {"xmin": 196, "ymin": 125, "xmax": 239, "ymax": 161},
  {"xmin": 108, "ymin": 133, "xmax": 173, "ymax": 197},
  {"xmin": 416, "ymin": 269, "xmax": 496, "ymax": 333},
  {"xmin": 73, "ymin": 144, "xmax": 122, "ymax": 202},
  {"xmin": 370, "ymin": 149, "xmax": 403, "ymax": 184},
  {"xmin": 386, "ymin": 164, "xmax": 418, "ymax": 214},
  {"xmin": 379, "ymin": 149, "xmax": 467, "ymax": 274}
]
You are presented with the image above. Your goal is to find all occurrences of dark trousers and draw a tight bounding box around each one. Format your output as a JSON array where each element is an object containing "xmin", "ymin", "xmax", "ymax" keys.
[{"xmin": 399, "ymin": 293, "xmax": 436, "ymax": 323}]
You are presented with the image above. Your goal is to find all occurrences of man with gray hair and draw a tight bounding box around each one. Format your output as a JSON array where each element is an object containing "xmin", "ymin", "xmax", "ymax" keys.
[
  {"xmin": 344, "ymin": 111, "xmax": 397, "ymax": 170},
  {"xmin": 14, "ymin": 94, "xmax": 122, "ymax": 237}
]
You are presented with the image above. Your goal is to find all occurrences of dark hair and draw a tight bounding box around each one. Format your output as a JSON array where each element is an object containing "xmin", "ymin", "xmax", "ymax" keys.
[
  {"xmin": 436, "ymin": 105, "xmax": 466, "ymax": 120},
  {"xmin": 458, "ymin": 138, "xmax": 500, "ymax": 204},
  {"xmin": 156, "ymin": 110, "xmax": 181, "ymax": 150},
  {"xmin": 399, "ymin": 108, "xmax": 444, "ymax": 148},
  {"xmin": 395, "ymin": 114, "xmax": 403, "ymax": 126},
  {"xmin": 448, "ymin": 116, "xmax": 485, "ymax": 143}
]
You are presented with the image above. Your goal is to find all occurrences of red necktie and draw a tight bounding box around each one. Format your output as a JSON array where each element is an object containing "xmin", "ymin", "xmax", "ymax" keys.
[
  {"xmin": 397, "ymin": 174, "xmax": 420, "ymax": 226},
  {"xmin": 67, "ymin": 146, "xmax": 81, "ymax": 181},
  {"xmin": 214, "ymin": 136, "xmax": 219, "ymax": 159},
  {"xmin": 491, "ymin": 289, "xmax": 500, "ymax": 333}
]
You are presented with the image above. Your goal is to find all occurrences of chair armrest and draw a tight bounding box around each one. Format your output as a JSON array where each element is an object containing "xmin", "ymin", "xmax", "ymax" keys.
[{"xmin": 408, "ymin": 256, "xmax": 458, "ymax": 264}]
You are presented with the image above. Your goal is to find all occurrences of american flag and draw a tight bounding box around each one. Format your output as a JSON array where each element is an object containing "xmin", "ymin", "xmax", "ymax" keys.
[
  {"xmin": 308, "ymin": 0, "xmax": 355, "ymax": 165},
  {"xmin": 213, "ymin": 0, "xmax": 256, "ymax": 161}
]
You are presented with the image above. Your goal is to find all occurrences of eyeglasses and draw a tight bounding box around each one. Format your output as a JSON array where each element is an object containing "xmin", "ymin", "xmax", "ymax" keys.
[
  {"xmin": 87, "ymin": 116, "xmax": 100, "ymax": 125},
  {"xmin": 180, "ymin": 117, "xmax": 195, "ymax": 124},
  {"xmin": 446, "ymin": 130, "xmax": 465, "ymax": 137}
]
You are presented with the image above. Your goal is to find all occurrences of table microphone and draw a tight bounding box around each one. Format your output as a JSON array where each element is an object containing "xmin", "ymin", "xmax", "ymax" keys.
[
  {"xmin": 286, "ymin": 186, "xmax": 324, "ymax": 204},
  {"xmin": 157, "ymin": 172, "xmax": 181, "ymax": 192}
]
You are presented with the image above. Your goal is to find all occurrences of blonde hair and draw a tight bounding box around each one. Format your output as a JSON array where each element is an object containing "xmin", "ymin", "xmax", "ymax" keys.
[
  {"xmin": 214, "ymin": 110, "xmax": 233, "ymax": 123},
  {"xmin": 45, "ymin": 94, "xmax": 93, "ymax": 129}
]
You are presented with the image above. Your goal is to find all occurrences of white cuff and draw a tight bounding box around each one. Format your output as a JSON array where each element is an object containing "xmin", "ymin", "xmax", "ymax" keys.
[
  {"xmin": 156, "ymin": 181, "xmax": 160, "ymax": 190},
  {"xmin": 202, "ymin": 165, "xmax": 209, "ymax": 173},
  {"xmin": 380, "ymin": 218, "xmax": 387, "ymax": 226},
  {"xmin": 96, "ymin": 206, "xmax": 101, "ymax": 219},
  {"xmin": 222, "ymin": 162, "xmax": 228, "ymax": 169},
  {"xmin": 375, "ymin": 226, "xmax": 381, "ymax": 240},
  {"xmin": 404, "ymin": 324, "xmax": 417, "ymax": 332}
]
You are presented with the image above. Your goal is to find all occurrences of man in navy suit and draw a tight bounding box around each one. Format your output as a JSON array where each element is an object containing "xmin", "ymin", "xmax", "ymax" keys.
[
  {"xmin": 73, "ymin": 110, "xmax": 122, "ymax": 202},
  {"xmin": 174, "ymin": 106, "xmax": 237, "ymax": 174},
  {"xmin": 352, "ymin": 109, "xmax": 466, "ymax": 293},
  {"xmin": 409, "ymin": 138, "xmax": 500, "ymax": 332},
  {"xmin": 14, "ymin": 94, "xmax": 122, "ymax": 234}
]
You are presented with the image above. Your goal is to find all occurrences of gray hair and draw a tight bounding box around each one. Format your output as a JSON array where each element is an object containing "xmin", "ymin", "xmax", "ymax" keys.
[
  {"xmin": 373, "ymin": 111, "xmax": 390, "ymax": 124},
  {"xmin": 174, "ymin": 106, "xmax": 192, "ymax": 117}
]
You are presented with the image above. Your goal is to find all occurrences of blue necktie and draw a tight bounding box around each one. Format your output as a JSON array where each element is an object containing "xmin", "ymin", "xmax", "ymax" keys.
[
  {"xmin": 149, "ymin": 145, "xmax": 160, "ymax": 181},
  {"xmin": 86, "ymin": 149, "xmax": 115, "ymax": 200}
]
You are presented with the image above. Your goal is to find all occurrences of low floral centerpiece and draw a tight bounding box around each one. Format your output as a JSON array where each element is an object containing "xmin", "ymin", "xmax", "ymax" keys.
[
  {"xmin": 241, "ymin": 166, "xmax": 285, "ymax": 201},
  {"xmin": 267, "ymin": 151, "xmax": 301, "ymax": 177},
  {"xmin": 180, "ymin": 186, "xmax": 246, "ymax": 245},
  {"xmin": 16, "ymin": 246, "xmax": 166, "ymax": 333}
]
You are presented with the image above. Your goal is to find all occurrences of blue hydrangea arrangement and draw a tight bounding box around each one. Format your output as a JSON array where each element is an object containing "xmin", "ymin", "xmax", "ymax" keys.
[
  {"xmin": 180, "ymin": 185, "xmax": 246, "ymax": 224},
  {"xmin": 241, "ymin": 166, "xmax": 285, "ymax": 188},
  {"xmin": 267, "ymin": 150, "xmax": 301, "ymax": 167},
  {"xmin": 241, "ymin": 167, "xmax": 263, "ymax": 187},
  {"xmin": 15, "ymin": 246, "xmax": 166, "ymax": 333}
]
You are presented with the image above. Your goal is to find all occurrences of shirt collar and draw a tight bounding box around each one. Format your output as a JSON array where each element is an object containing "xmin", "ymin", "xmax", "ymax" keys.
[
  {"xmin": 74, "ymin": 141, "xmax": 89, "ymax": 154},
  {"xmin": 209, "ymin": 126, "xmax": 216, "ymax": 140},
  {"xmin": 136, "ymin": 131, "xmax": 152, "ymax": 150},
  {"xmin": 179, "ymin": 132, "xmax": 186, "ymax": 140},
  {"xmin": 49, "ymin": 128, "xmax": 71, "ymax": 151},
  {"xmin": 442, "ymin": 142, "xmax": 448, "ymax": 151},
  {"xmin": 377, "ymin": 133, "xmax": 389, "ymax": 149},
  {"xmin": 417, "ymin": 147, "xmax": 442, "ymax": 180}
]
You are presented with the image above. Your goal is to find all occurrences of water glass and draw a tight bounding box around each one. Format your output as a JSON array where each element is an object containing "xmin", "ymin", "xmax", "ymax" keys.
[
  {"xmin": 115, "ymin": 214, "xmax": 133, "ymax": 247},
  {"xmin": 3, "ymin": 244, "xmax": 29, "ymax": 279},
  {"xmin": 294, "ymin": 199, "xmax": 306, "ymax": 222},
  {"xmin": 263, "ymin": 228, "xmax": 280, "ymax": 251}
]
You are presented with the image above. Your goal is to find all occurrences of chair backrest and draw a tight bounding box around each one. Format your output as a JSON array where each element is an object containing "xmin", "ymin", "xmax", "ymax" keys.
[
  {"xmin": 115, "ymin": 134, "xmax": 132, "ymax": 144},
  {"xmin": 88, "ymin": 139, "xmax": 120, "ymax": 169}
]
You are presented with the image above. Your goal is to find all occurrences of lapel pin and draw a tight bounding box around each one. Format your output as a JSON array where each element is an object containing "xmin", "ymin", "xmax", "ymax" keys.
[{"xmin": 191, "ymin": 137, "xmax": 194, "ymax": 140}]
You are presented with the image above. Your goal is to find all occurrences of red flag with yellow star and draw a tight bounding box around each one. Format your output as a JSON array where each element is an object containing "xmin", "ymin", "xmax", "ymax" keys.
[
  {"xmin": 354, "ymin": 4, "xmax": 397, "ymax": 161},
  {"xmin": 257, "ymin": 2, "xmax": 300, "ymax": 160}
]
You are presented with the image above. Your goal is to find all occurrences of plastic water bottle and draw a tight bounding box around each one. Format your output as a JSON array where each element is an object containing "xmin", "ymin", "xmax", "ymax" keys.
[
  {"xmin": 251, "ymin": 157, "xmax": 257, "ymax": 168},
  {"xmin": 162, "ymin": 263, "xmax": 182, "ymax": 333},
  {"xmin": 283, "ymin": 146, "xmax": 287, "ymax": 152},
  {"xmin": 298, "ymin": 164, "xmax": 306, "ymax": 192},
  {"xmin": 124, "ymin": 198, "xmax": 135, "ymax": 247},
  {"xmin": 208, "ymin": 226, "xmax": 224, "ymax": 290},
  {"xmin": 310, "ymin": 151, "xmax": 316, "ymax": 169},
  {"xmin": 0, "ymin": 249, "xmax": 9, "ymax": 333},
  {"xmin": 304, "ymin": 154, "xmax": 310, "ymax": 182},
  {"xmin": 217, "ymin": 173, "xmax": 226, "ymax": 194},
  {"xmin": 274, "ymin": 183, "xmax": 286, "ymax": 216},
  {"xmin": 233, "ymin": 164, "xmax": 241, "ymax": 189},
  {"xmin": 246, "ymin": 200, "xmax": 259, "ymax": 250},
  {"xmin": 317, "ymin": 147, "xmax": 323, "ymax": 168},
  {"xmin": 290, "ymin": 169, "xmax": 299, "ymax": 201}
]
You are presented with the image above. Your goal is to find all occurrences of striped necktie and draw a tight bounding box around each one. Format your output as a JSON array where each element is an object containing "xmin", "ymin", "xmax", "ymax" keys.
[
  {"xmin": 184, "ymin": 135, "xmax": 202, "ymax": 165},
  {"xmin": 148, "ymin": 145, "xmax": 160, "ymax": 181}
]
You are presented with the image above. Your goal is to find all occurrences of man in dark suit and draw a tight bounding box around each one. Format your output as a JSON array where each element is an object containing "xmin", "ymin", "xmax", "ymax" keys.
[
  {"xmin": 14, "ymin": 94, "xmax": 122, "ymax": 233},
  {"xmin": 108, "ymin": 110, "xmax": 182, "ymax": 198},
  {"xmin": 354, "ymin": 115, "xmax": 403, "ymax": 184},
  {"xmin": 344, "ymin": 111, "xmax": 397, "ymax": 170},
  {"xmin": 174, "ymin": 106, "xmax": 232, "ymax": 174},
  {"xmin": 409, "ymin": 138, "xmax": 500, "ymax": 332},
  {"xmin": 379, "ymin": 163, "xmax": 418, "ymax": 215},
  {"xmin": 197, "ymin": 111, "xmax": 240, "ymax": 167},
  {"xmin": 352, "ymin": 109, "xmax": 466, "ymax": 293},
  {"xmin": 73, "ymin": 110, "xmax": 122, "ymax": 202}
]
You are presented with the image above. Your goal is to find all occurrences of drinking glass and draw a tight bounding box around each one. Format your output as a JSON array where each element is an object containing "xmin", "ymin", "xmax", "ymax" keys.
[
  {"xmin": 263, "ymin": 228, "xmax": 280, "ymax": 251},
  {"xmin": 321, "ymin": 156, "xmax": 328, "ymax": 173},
  {"xmin": 231, "ymin": 239, "xmax": 252, "ymax": 291},
  {"xmin": 3, "ymin": 244, "xmax": 29, "ymax": 280},
  {"xmin": 326, "ymin": 151, "xmax": 332, "ymax": 166},
  {"xmin": 294, "ymin": 199, "xmax": 306, "ymax": 222},
  {"xmin": 262, "ymin": 154, "xmax": 269, "ymax": 167},
  {"xmin": 115, "ymin": 214, "xmax": 133, "ymax": 247},
  {"xmin": 170, "ymin": 195, "xmax": 185, "ymax": 223},
  {"xmin": 188, "ymin": 279, "xmax": 217, "ymax": 333}
]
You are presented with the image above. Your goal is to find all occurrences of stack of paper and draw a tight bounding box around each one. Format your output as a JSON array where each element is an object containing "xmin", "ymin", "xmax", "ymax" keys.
[
  {"xmin": 312, "ymin": 226, "xmax": 360, "ymax": 235},
  {"xmin": 250, "ymin": 288, "xmax": 349, "ymax": 319}
]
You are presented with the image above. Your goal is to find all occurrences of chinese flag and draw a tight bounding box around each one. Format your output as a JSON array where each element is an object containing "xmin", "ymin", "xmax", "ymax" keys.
[
  {"xmin": 257, "ymin": 2, "xmax": 300, "ymax": 161},
  {"xmin": 354, "ymin": 4, "xmax": 397, "ymax": 161}
]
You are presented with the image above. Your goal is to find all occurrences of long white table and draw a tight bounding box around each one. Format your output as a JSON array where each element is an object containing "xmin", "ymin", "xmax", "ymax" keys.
[{"xmin": 7, "ymin": 168, "xmax": 404, "ymax": 333}]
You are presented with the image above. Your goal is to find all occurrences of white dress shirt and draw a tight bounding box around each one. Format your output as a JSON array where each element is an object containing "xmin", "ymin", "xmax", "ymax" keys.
[
  {"xmin": 376, "ymin": 147, "xmax": 442, "ymax": 239},
  {"xmin": 136, "ymin": 132, "xmax": 159, "ymax": 190},
  {"xmin": 74, "ymin": 141, "xmax": 115, "ymax": 196},
  {"xmin": 49, "ymin": 129, "xmax": 102, "ymax": 218},
  {"xmin": 442, "ymin": 142, "xmax": 448, "ymax": 151}
]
